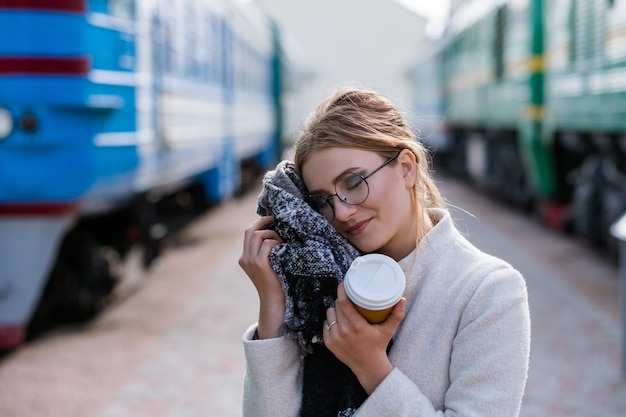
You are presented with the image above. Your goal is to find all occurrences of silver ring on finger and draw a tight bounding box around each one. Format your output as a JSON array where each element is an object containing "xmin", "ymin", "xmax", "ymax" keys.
[{"xmin": 325, "ymin": 320, "xmax": 337, "ymax": 331}]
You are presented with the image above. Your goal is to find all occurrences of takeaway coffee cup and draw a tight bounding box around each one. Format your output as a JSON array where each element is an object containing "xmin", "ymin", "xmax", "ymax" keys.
[{"xmin": 343, "ymin": 254, "xmax": 406, "ymax": 324}]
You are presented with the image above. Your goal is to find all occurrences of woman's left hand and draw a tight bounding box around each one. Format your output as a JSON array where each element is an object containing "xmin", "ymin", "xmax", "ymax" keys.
[{"xmin": 323, "ymin": 282, "xmax": 406, "ymax": 395}]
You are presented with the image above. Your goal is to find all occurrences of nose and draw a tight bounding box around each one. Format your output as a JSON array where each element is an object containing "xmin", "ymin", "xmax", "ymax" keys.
[{"xmin": 331, "ymin": 196, "xmax": 358, "ymax": 222}]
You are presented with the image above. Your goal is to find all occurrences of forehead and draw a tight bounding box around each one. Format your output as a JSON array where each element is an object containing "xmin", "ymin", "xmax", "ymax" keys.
[{"xmin": 301, "ymin": 147, "xmax": 381, "ymax": 192}]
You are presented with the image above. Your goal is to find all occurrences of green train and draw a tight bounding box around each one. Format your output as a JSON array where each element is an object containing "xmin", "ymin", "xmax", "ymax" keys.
[{"xmin": 409, "ymin": 0, "xmax": 626, "ymax": 252}]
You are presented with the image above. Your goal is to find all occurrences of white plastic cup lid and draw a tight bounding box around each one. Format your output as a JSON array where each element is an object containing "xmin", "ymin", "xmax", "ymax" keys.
[{"xmin": 344, "ymin": 254, "xmax": 406, "ymax": 310}]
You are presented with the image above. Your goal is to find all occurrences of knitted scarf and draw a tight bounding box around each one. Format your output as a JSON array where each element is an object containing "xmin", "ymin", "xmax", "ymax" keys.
[{"xmin": 256, "ymin": 160, "xmax": 367, "ymax": 417}]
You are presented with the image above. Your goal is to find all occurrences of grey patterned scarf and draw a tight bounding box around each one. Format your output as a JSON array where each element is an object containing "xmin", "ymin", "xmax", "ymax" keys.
[{"xmin": 257, "ymin": 160, "xmax": 368, "ymax": 417}]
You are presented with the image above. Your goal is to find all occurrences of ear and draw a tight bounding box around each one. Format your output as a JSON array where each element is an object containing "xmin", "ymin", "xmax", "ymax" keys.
[{"xmin": 398, "ymin": 149, "xmax": 417, "ymax": 188}]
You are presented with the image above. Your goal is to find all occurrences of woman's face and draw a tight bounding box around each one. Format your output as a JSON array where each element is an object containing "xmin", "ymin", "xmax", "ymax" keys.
[{"xmin": 301, "ymin": 147, "xmax": 418, "ymax": 260}]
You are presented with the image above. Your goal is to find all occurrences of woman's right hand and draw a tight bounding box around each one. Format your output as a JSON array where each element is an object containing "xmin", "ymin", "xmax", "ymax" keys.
[{"xmin": 239, "ymin": 216, "xmax": 285, "ymax": 339}]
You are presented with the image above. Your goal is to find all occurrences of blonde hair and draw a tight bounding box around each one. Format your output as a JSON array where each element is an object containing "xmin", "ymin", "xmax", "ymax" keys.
[{"xmin": 293, "ymin": 87, "xmax": 446, "ymax": 243}]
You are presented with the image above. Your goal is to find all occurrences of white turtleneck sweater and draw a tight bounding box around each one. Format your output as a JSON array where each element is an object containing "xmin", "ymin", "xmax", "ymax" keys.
[{"xmin": 242, "ymin": 208, "xmax": 531, "ymax": 417}]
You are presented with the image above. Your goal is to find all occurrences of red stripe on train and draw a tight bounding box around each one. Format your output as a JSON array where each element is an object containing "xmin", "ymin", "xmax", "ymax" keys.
[
  {"xmin": 0, "ymin": 325, "xmax": 25, "ymax": 349},
  {"xmin": 0, "ymin": 0, "xmax": 85, "ymax": 13},
  {"xmin": 0, "ymin": 202, "xmax": 79, "ymax": 216},
  {"xmin": 0, "ymin": 57, "xmax": 89, "ymax": 76}
]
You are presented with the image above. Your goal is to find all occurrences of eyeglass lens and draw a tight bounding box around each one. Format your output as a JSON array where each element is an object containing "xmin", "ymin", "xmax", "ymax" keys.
[
  {"xmin": 308, "ymin": 152, "xmax": 399, "ymax": 221},
  {"xmin": 312, "ymin": 173, "xmax": 369, "ymax": 219}
]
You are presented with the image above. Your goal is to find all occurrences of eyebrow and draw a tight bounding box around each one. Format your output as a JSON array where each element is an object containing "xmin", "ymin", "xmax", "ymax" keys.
[{"xmin": 306, "ymin": 166, "xmax": 365, "ymax": 195}]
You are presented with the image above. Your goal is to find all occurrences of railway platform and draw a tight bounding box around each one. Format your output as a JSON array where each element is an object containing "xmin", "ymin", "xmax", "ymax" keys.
[{"xmin": 0, "ymin": 174, "xmax": 625, "ymax": 417}]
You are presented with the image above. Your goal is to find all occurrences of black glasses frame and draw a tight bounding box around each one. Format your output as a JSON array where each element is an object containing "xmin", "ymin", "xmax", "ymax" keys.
[{"xmin": 307, "ymin": 151, "xmax": 400, "ymax": 221}]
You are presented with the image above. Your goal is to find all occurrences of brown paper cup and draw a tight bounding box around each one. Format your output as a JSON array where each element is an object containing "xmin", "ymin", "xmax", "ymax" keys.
[
  {"xmin": 344, "ymin": 254, "xmax": 405, "ymax": 324},
  {"xmin": 354, "ymin": 304, "xmax": 396, "ymax": 324}
]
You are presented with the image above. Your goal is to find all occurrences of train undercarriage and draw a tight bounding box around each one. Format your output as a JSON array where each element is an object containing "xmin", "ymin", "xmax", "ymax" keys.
[{"xmin": 439, "ymin": 128, "xmax": 626, "ymax": 258}]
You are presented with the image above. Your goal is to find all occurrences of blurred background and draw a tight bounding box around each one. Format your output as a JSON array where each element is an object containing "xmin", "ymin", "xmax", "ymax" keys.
[{"xmin": 1, "ymin": 0, "xmax": 626, "ymax": 416}]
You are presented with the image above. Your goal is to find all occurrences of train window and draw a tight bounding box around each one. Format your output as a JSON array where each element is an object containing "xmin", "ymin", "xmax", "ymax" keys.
[
  {"xmin": 493, "ymin": 6, "xmax": 506, "ymax": 81},
  {"xmin": 108, "ymin": 0, "xmax": 135, "ymax": 20},
  {"xmin": 569, "ymin": 0, "xmax": 579, "ymax": 63},
  {"xmin": 212, "ymin": 16, "xmax": 223, "ymax": 85},
  {"xmin": 569, "ymin": 0, "xmax": 605, "ymax": 65}
]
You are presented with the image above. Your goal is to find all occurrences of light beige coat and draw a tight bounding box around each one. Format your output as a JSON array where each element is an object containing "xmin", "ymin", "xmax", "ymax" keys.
[{"xmin": 243, "ymin": 209, "xmax": 530, "ymax": 417}]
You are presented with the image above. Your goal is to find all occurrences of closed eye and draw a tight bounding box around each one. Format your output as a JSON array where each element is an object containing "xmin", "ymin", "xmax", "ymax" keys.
[{"xmin": 343, "ymin": 174, "xmax": 365, "ymax": 191}]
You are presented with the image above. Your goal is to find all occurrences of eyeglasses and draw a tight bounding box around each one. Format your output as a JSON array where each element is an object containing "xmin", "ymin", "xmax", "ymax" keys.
[{"xmin": 307, "ymin": 152, "xmax": 400, "ymax": 221}]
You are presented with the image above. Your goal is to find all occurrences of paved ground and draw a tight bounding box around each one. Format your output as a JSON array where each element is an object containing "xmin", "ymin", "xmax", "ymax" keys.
[
  {"xmin": 0, "ymin": 186, "xmax": 260, "ymax": 417},
  {"xmin": 0, "ymin": 174, "xmax": 625, "ymax": 416},
  {"xmin": 437, "ymin": 176, "xmax": 626, "ymax": 417}
]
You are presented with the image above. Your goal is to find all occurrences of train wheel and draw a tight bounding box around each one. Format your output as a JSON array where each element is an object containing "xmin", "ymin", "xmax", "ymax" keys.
[
  {"xmin": 493, "ymin": 139, "xmax": 533, "ymax": 209},
  {"xmin": 600, "ymin": 155, "xmax": 626, "ymax": 257},
  {"xmin": 27, "ymin": 228, "xmax": 120, "ymax": 337},
  {"xmin": 570, "ymin": 155, "xmax": 607, "ymax": 245}
]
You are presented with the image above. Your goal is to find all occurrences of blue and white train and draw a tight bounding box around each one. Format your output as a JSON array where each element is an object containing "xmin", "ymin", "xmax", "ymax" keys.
[{"xmin": 0, "ymin": 0, "xmax": 304, "ymax": 349}]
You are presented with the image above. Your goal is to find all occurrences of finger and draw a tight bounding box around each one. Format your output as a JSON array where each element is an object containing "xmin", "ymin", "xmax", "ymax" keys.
[
  {"xmin": 257, "ymin": 236, "xmax": 282, "ymax": 260},
  {"xmin": 243, "ymin": 216, "xmax": 276, "ymax": 241},
  {"xmin": 256, "ymin": 215, "xmax": 276, "ymax": 228},
  {"xmin": 334, "ymin": 282, "xmax": 362, "ymax": 326},
  {"xmin": 240, "ymin": 230, "xmax": 282, "ymax": 273},
  {"xmin": 381, "ymin": 298, "xmax": 406, "ymax": 332},
  {"xmin": 326, "ymin": 306, "xmax": 337, "ymax": 324},
  {"xmin": 243, "ymin": 228, "xmax": 282, "ymax": 257},
  {"xmin": 337, "ymin": 281, "xmax": 346, "ymax": 298},
  {"xmin": 323, "ymin": 307, "xmax": 338, "ymax": 339},
  {"xmin": 254, "ymin": 229, "xmax": 282, "ymax": 248}
]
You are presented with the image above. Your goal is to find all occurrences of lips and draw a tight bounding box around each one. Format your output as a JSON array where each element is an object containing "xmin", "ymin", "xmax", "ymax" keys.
[{"xmin": 346, "ymin": 218, "xmax": 371, "ymax": 236}]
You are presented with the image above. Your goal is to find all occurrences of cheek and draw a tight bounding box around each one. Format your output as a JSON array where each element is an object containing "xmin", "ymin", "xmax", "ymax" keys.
[{"xmin": 380, "ymin": 184, "xmax": 414, "ymax": 226}]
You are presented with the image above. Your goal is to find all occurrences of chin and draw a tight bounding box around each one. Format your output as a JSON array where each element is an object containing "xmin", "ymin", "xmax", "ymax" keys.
[{"xmin": 349, "ymin": 240, "xmax": 382, "ymax": 255}]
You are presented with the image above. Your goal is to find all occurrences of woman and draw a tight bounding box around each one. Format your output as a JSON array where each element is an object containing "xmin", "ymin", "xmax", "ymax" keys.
[{"xmin": 239, "ymin": 87, "xmax": 530, "ymax": 417}]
